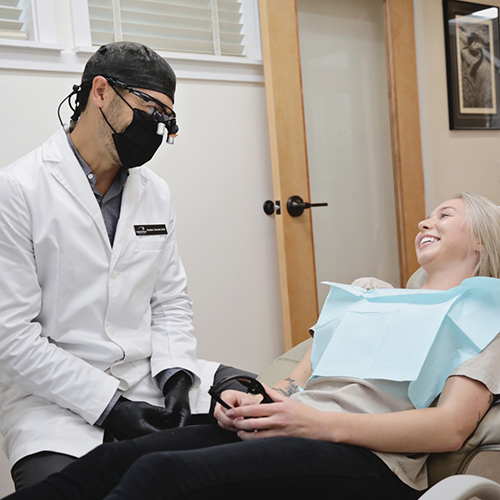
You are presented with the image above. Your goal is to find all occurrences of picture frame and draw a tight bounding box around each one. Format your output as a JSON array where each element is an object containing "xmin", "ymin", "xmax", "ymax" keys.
[{"xmin": 443, "ymin": 0, "xmax": 500, "ymax": 129}]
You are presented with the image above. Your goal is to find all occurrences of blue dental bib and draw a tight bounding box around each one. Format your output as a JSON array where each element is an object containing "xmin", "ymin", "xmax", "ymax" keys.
[{"xmin": 310, "ymin": 277, "xmax": 500, "ymax": 408}]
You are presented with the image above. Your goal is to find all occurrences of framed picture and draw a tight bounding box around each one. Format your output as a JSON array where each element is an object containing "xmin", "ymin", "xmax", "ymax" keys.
[{"xmin": 443, "ymin": 0, "xmax": 500, "ymax": 129}]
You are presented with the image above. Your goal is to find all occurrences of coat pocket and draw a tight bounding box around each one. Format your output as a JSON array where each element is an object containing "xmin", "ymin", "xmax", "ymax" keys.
[{"xmin": 136, "ymin": 237, "xmax": 167, "ymax": 252}]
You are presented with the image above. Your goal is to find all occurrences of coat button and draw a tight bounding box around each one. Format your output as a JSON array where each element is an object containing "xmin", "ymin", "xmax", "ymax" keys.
[
  {"xmin": 110, "ymin": 270, "xmax": 119, "ymax": 280},
  {"xmin": 107, "ymin": 325, "xmax": 116, "ymax": 335}
]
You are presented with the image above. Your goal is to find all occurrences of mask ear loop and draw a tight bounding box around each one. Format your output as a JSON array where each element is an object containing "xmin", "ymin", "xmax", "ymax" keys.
[
  {"xmin": 99, "ymin": 83, "xmax": 134, "ymax": 135},
  {"xmin": 99, "ymin": 107, "xmax": 118, "ymax": 134},
  {"xmin": 57, "ymin": 85, "xmax": 82, "ymax": 128},
  {"xmin": 108, "ymin": 82, "xmax": 135, "ymax": 111}
]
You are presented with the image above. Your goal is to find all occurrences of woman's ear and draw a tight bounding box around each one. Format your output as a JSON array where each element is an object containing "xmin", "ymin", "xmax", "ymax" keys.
[{"xmin": 474, "ymin": 238, "xmax": 484, "ymax": 259}]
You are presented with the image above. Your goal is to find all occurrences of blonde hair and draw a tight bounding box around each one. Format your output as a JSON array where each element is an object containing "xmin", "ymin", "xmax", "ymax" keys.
[{"xmin": 456, "ymin": 192, "xmax": 500, "ymax": 278}]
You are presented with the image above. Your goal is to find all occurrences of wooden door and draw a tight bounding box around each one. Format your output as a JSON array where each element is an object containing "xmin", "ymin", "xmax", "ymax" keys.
[{"xmin": 259, "ymin": 0, "xmax": 425, "ymax": 349}]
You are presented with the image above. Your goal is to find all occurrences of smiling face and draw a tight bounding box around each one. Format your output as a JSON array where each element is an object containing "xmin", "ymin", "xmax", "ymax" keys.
[{"xmin": 415, "ymin": 198, "xmax": 481, "ymax": 278}]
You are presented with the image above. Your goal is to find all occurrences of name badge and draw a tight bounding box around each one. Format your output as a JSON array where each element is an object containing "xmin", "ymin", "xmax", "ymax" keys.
[{"xmin": 134, "ymin": 224, "xmax": 168, "ymax": 236}]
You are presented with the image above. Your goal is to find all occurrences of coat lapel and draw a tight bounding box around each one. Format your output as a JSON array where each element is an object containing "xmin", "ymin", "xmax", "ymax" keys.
[{"xmin": 46, "ymin": 129, "xmax": 111, "ymax": 251}]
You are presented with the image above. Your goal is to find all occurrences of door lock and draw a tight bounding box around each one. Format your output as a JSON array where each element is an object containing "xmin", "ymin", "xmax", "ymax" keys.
[{"xmin": 263, "ymin": 200, "xmax": 280, "ymax": 215}]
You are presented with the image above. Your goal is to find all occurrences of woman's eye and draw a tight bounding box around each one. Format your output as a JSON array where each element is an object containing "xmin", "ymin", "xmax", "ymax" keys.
[{"xmin": 440, "ymin": 213, "xmax": 450, "ymax": 218}]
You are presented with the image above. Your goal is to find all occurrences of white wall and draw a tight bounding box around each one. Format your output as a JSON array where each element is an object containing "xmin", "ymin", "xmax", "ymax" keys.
[
  {"xmin": 149, "ymin": 78, "xmax": 284, "ymax": 370},
  {"xmin": 414, "ymin": 0, "xmax": 500, "ymax": 211},
  {"xmin": 0, "ymin": 4, "xmax": 283, "ymax": 495}
]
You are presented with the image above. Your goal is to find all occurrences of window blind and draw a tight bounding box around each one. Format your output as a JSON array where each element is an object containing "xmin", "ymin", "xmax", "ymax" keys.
[
  {"xmin": 0, "ymin": 0, "xmax": 28, "ymax": 40},
  {"xmin": 88, "ymin": 0, "xmax": 245, "ymax": 57}
]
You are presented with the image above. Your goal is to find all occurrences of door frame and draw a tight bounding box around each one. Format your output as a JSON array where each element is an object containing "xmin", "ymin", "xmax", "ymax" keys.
[{"xmin": 259, "ymin": 0, "xmax": 425, "ymax": 349}]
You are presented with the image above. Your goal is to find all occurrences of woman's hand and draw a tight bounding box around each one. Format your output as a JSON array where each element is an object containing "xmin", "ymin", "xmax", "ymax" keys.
[
  {"xmin": 223, "ymin": 386, "xmax": 322, "ymax": 441},
  {"xmin": 214, "ymin": 390, "xmax": 263, "ymax": 432}
]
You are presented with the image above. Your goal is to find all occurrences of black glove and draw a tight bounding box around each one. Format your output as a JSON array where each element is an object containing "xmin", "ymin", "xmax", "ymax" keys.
[
  {"xmin": 162, "ymin": 371, "xmax": 192, "ymax": 427},
  {"xmin": 100, "ymin": 396, "xmax": 173, "ymax": 441}
]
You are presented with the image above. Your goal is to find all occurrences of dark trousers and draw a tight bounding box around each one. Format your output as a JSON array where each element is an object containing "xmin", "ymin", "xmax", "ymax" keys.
[
  {"xmin": 10, "ymin": 364, "xmax": 256, "ymax": 491},
  {"xmin": 5, "ymin": 425, "xmax": 422, "ymax": 500}
]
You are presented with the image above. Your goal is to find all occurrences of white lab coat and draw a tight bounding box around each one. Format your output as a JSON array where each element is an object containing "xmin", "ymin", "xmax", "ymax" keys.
[{"xmin": 0, "ymin": 127, "xmax": 218, "ymax": 466}]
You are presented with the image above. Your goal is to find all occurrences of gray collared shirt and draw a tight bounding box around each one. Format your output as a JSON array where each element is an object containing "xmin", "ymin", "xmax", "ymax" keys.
[{"xmin": 66, "ymin": 133, "xmax": 129, "ymax": 246}]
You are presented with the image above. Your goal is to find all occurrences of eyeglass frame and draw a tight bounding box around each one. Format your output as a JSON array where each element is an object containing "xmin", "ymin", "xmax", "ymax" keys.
[
  {"xmin": 208, "ymin": 374, "xmax": 274, "ymax": 410},
  {"xmin": 105, "ymin": 77, "xmax": 179, "ymax": 137}
]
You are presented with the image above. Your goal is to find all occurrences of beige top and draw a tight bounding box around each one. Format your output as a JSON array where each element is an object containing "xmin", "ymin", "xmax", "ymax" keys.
[
  {"xmin": 292, "ymin": 337, "xmax": 500, "ymax": 490},
  {"xmin": 293, "ymin": 277, "xmax": 500, "ymax": 491}
]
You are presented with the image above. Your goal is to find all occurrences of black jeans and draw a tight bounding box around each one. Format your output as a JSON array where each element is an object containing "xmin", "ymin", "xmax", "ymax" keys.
[
  {"xmin": 4, "ymin": 425, "xmax": 422, "ymax": 500},
  {"xmin": 10, "ymin": 364, "xmax": 257, "ymax": 491}
]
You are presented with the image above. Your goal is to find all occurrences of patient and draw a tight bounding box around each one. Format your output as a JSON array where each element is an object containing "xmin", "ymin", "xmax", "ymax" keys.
[{"xmin": 6, "ymin": 192, "xmax": 500, "ymax": 500}]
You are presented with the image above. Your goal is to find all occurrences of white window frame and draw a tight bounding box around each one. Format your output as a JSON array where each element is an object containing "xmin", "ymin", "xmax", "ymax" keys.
[
  {"xmin": 0, "ymin": 0, "xmax": 65, "ymax": 68},
  {"xmin": 0, "ymin": 0, "xmax": 263, "ymax": 84}
]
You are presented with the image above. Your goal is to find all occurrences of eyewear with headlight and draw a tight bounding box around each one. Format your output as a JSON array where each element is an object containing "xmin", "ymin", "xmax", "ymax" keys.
[{"xmin": 106, "ymin": 77, "xmax": 179, "ymax": 144}]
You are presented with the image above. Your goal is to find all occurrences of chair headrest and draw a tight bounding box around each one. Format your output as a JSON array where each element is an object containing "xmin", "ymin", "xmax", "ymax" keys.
[{"xmin": 406, "ymin": 268, "xmax": 428, "ymax": 289}]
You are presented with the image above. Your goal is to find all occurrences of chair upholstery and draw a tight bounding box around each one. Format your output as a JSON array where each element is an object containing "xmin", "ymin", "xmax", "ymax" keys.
[
  {"xmin": 427, "ymin": 405, "xmax": 500, "ymax": 486},
  {"xmin": 406, "ymin": 267, "xmax": 428, "ymax": 290},
  {"xmin": 258, "ymin": 339, "xmax": 312, "ymax": 387}
]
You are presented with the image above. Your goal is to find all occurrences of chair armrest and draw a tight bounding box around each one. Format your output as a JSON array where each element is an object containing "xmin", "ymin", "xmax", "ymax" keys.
[
  {"xmin": 428, "ymin": 405, "xmax": 500, "ymax": 486},
  {"xmin": 419, "ymin": 475, "xmax": 500, "ymax": 500},
  {"xmin": 258, "ymin": 339, "xmax": 313, "ymax": 386}
]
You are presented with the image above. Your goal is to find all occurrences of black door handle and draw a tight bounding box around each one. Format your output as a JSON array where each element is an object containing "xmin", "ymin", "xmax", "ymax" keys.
[
  {"xmin": 263, "ymin": 196, "xmax": 327, "ymax": 216},
  {"xmin": 286, "ymin": 195, "xmax": 328, "ymax": 217}
]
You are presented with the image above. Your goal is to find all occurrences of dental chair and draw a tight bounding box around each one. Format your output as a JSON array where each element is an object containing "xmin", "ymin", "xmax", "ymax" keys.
[{"xmin": 258, "ymin": 268, "xmax": 500, "ymax": 499}]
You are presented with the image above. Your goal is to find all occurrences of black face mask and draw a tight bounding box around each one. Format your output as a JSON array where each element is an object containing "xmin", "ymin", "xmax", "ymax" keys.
[{"xmin": 101, "ymin": 107, "xmax": 163, "ymax": 169}]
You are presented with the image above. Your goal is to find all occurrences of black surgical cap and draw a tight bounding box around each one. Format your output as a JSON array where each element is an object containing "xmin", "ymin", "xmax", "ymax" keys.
[{"xmin": 81, "ymin": 41, "xmax": 176, "ymax": 103}]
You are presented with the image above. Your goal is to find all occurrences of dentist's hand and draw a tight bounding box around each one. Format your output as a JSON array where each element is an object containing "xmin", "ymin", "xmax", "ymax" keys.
[
  {"xmin": 101, "ymin": 396, "xmax": 174, "ymax": 440},
  {"xmin": 162, "ymin": 371, "xmax": 192, "ymax": 427}
]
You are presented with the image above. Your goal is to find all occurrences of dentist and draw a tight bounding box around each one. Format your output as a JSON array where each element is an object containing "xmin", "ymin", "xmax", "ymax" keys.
[{"xmin": 0, "ymin": 42, "xmax": 241, "ymax": 490}]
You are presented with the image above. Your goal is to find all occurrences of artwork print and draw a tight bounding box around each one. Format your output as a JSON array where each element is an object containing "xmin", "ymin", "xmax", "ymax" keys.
[{"xmin": 444, "ymin": 1, "xmax": 500, "ymax": 129}]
